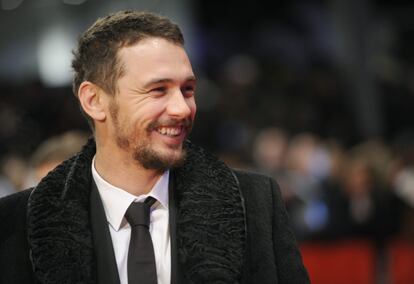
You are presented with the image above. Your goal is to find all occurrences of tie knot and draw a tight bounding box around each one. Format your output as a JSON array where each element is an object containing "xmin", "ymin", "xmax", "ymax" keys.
[{"xmin": 125, "ymin": 197, "xmax": 157, "ymax": 228}]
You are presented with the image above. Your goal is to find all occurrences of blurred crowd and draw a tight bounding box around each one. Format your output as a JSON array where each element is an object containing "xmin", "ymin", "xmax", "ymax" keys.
[
  {"xmin": 0, "ymin": 130, "xmax": 88, "ymax": 197},
  {"xmin": 246, "ymin": 128, "xmax": 414, "ymax": 243}
]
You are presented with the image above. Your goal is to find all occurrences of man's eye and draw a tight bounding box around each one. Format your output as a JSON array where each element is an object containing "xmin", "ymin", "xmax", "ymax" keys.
[
  {"xmin": 150, "ymin": 87, "xmax": 167, "ymax": 94},
  {"xmin": 182, "ymin": 86, "xmax": 195, "ymax": 97}
]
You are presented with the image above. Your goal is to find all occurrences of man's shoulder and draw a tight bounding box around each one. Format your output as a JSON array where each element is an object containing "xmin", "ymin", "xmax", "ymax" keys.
[
  {"xmin": 231, "ymin": 169, "xmax": 283, "ymax": 209},
  {"xmin": 232, "ymin": 169, "xmax": 275, "ymax": 189},
  {"xmin": 0, "ymin": 189, "xmax": 32, "ymax": 244},
  {"xmin": 0, "ymin": 189, "xmax": 32, "ymax": 220}
]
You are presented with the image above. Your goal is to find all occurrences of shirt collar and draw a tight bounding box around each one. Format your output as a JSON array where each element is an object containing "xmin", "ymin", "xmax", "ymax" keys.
[{"xmin": 91, "ymin": 156, "xmax": 169, "ymax": 231}]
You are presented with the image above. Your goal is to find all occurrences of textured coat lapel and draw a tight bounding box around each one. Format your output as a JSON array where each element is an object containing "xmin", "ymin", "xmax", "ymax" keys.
[
  {"xmin": 27, "ymin": 140, "xmax": 97, "ymax": 284},
  {"xmin": 173, "ymin": 142, "xmax": 246, "ymax": 283},
  {"xmin": 26, "ymin": 139, "xmax": 246, "ymax": 284}
]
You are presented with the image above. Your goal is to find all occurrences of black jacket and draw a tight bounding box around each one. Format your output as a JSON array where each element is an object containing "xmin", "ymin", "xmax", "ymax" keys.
[{"xmin": 0, "ymin": 140, "xmax": 309, "ymax": 283}]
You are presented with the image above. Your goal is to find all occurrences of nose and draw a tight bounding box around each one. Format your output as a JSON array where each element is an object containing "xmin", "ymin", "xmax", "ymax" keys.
[{"xmin": 166, "ymin": 89, "xmax": 193, "ymax": 119}]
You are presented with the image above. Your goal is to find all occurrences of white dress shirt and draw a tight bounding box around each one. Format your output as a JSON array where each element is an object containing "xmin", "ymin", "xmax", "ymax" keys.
[{"xmin": 92, "ymin": 157, "xmax": 171, "ymax": 284}]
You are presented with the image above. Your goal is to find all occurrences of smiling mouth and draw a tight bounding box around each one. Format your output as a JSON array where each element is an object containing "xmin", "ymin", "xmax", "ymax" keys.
[
  {"xmin": 156, "ymin": 126, "xmax": 183, "ymax": 137},
  {"xmin": 149, "ymin": 119, "xmax": 193, "ymax": 138}
]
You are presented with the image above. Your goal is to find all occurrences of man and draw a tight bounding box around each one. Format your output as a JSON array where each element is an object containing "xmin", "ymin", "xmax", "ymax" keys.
[{"xmin": 0, "ymin": 11, "xmax": 309, "ymax": 284}]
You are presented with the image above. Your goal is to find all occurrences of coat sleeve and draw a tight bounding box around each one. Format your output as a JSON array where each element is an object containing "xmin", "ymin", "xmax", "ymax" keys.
[{"xmin": 269, "ymin": 177, "xmax": 310, "ymax": 283}]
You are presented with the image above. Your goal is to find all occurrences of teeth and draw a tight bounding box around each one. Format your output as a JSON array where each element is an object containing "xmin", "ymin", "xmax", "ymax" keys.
[{"xmin": 157, "ymin": 126, "xmax": 182, "ymax": 136}]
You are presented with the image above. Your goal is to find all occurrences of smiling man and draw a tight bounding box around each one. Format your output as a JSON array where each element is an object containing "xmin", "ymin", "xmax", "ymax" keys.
[
  {"xmin": 89, "ymin": 36, "xmax": 197, "ymax": 193},
  {"xmin": 0, "ymin": 11, "xmax": 309, "ymax": 284}
]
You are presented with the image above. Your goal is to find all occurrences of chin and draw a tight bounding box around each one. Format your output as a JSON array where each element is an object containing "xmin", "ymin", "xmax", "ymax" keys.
[
  {"xmin": 158, "ymin": 147, "xmax": 186, "ymax": 165},
  {"xmin": 133, "ymin": 144, "xmax": 187, "ymax": 171}
]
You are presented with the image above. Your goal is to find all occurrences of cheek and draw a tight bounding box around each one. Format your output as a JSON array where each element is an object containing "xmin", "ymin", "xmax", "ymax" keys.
[{"xmin": 135, "ymin": 103, "xmax": 165, "ymax": 123}]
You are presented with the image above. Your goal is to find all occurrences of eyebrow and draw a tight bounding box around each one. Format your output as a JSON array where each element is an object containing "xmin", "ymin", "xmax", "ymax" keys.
[{"xmin": 143, "ymin": 76, "xmax": 196, "ymax": 89}]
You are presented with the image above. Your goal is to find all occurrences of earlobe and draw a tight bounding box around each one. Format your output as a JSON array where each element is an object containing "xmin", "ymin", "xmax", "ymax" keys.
[{"xmin": 78, "ymin": 82, "xmax": 106, "ymax": 121}]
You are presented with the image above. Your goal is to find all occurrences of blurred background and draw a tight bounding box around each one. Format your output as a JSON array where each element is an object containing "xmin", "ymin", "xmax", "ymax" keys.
[{"xmin": 1, "ymin": 0, "xmax": 414, "ymax": 283}]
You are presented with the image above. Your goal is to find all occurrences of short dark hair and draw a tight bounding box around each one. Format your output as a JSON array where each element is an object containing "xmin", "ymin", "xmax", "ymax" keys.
[{"xmin": 71, "ymin": 10, "xmax": 185, "ymax": 129}]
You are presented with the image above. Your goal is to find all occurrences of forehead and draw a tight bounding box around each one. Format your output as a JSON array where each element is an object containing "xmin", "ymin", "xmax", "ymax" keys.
[{"xmin": 117, "ymin": 37, "xmax": 194, "ymax": 83}]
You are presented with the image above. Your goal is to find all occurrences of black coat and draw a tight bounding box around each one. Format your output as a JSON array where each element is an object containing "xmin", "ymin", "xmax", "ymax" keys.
[{"xmin": 0, "ymin": 140, "xmax": 309, "ymax": 283}]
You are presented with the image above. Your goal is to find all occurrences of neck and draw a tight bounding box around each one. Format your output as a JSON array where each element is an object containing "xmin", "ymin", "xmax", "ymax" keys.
[{"xmin": 94, "ymin": 143, "xmax": 163, "ymax": 196}]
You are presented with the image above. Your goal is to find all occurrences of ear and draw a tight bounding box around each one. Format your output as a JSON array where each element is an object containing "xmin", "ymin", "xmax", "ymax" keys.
[{"xmin": 78, "ymin": 81, "xmax": 107, "ymax": 122}]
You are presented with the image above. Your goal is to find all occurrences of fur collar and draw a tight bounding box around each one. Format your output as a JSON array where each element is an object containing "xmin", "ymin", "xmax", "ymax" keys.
[{"xmin": 27, "ymin": 139, "xmax": 246, "ymax": 283}]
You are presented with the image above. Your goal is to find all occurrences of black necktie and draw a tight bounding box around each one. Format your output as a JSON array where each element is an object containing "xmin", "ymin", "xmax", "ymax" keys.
[{"xmin": 125, "ymin": 197, "xmax": 158, "ymax": 284}]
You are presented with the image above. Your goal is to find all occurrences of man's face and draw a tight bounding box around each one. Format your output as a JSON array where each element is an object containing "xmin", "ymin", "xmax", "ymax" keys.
[{"xmin": 108, "ymin": 37, "xmax": 196, "ymax": 171}]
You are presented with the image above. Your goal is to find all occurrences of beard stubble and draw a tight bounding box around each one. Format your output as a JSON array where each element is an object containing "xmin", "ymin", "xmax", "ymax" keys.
[{"xmin": 109, "ymin": 99, "xmax": 190, "ymax": 172}]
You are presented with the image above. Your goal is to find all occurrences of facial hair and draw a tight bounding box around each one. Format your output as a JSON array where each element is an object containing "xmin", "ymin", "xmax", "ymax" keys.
[{"xmin": 109, "ymin": 99, "xmax": 192, "ymax": 172}]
